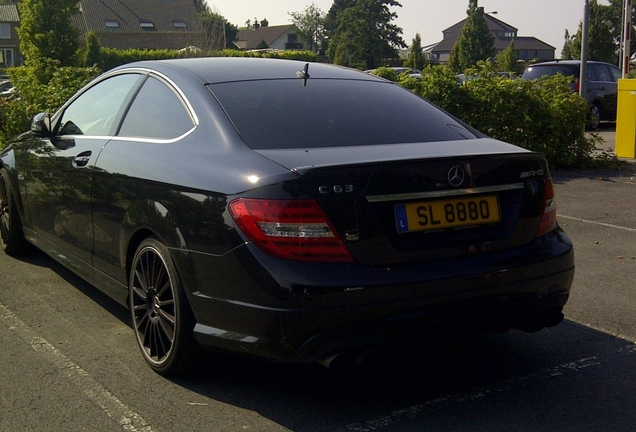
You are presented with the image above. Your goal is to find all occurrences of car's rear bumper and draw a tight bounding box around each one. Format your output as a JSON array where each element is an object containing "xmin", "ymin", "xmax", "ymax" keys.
[{"xmin": 176, "ymin": 229, "xmax": 574, "ymax": 363}]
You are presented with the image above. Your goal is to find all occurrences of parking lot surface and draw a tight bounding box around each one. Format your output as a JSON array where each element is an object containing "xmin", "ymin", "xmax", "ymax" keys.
[{"xmin": 0, "ymin": 125, "xmax": 635, "ymax": 431}]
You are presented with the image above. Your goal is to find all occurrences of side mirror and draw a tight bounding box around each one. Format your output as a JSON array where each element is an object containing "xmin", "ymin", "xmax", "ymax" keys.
[{"xmin": 31, "ymin": 112, "xmax": 51, "ymax": 137}]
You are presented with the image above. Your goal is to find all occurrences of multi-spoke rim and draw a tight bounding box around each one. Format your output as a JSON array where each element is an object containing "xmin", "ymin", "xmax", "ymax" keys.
[{"xmin": 130, "ymin": 245, "xmax": 177, "ymax": 366}]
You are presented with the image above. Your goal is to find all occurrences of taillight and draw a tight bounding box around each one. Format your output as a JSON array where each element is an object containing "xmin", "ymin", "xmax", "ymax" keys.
[
  {"xmin": 574, "ymin": 78, "xmax": 580, "ymax": 93},
  {"xmin": 535, "ymin": 178, "xmax": 557, "ymax": 237},
  {"xmin": 229, "ymin": 198, "xmax": 354, "ymax": 262}
]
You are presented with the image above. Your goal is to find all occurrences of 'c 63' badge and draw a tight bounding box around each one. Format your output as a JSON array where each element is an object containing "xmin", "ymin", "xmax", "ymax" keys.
[{"xmin": 319, "ymin": 185, "xmax": 354, "ymax": 194}]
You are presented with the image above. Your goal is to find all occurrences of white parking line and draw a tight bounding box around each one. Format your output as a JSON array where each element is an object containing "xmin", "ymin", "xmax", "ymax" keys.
[
  {"xmin": 558, "ymin": 214, "xmax": 636, "ymax": 233},
  {"xmin": 0, "ymin": 303, "xmax": 154, "ymax": 432}
]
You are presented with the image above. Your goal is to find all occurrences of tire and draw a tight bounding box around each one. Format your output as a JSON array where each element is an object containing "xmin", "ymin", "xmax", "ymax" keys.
[
  {"xmin": 0, "ymin": 168, "xmax": 28, "ymax": 256},
  {"xmin": 129, "ymin": 237, "xmax": 200, "ymax": 375},
  {"xmin": 588, "ymin": 104, "xmax": 601, "ymax": 130}
]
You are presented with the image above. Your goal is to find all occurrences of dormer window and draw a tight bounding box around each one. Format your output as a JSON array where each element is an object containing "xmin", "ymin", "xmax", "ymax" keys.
[
  {"xmin": 105, "ymin": 20, "xmax": 119, "ymax": 29},
  {"xmin": 173, "ymin": 21, "xmax": 187, "ymax": 30},
  {"xmin": 0, "ymin": 23, "xmax": 9, "ymax": 39},
  {"xmin": 140, "ymin": 21, "xmax": 155, "ymax": 31}
]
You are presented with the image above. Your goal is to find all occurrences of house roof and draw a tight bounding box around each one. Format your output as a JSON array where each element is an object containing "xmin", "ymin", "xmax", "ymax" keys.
[
  {"xmin": 0, "ymin": 4, "xmax": 19, "ymax": 22},
  {"xmin": 442, "ymin": 13, "xmax": 517, "ymax": 37},
  {"xmin": 433, "ymin": 13, "xmax": 554, "ymax": 53},
  {"xmin": 236, "ymin": 24, "xmax": 295, "ymax": 50},
  {"xmin": 75, "ymin": 0, "xmax": 201, "ymax": 33},
  {"xmin": 506, "ymin": 37, "xmax": 555, "ymax": 51}
]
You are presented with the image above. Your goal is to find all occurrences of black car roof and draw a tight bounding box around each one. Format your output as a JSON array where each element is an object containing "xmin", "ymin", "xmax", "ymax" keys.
[{"xmin": 113, "ymin": 57, "xmax": 381, "ymax": 84}]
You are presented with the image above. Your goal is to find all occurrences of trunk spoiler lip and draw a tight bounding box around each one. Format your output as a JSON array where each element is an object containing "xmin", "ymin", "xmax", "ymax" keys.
[{"xmin": 253, "ymin": 138, "xmax": 536, "ymax": 174}]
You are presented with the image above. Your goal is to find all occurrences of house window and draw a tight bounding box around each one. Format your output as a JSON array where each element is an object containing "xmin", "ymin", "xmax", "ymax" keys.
[
  {"xmin": 140, "ymin": 21, "xmax": 156, "ymax": 31},
  {"xmin": 0, "ymin": 23, "xmax": 10, "ymax": 39},
  {"xmin": 173, "ymin": 21, "xmax": 187, "ymax": 30},
  {"xmin": 105, "ymin": 20, "xmax": 120, "ymax": 28},
  {"xmin": 0, "ymin": 49, "xmax": 14, "ymax": 67}
]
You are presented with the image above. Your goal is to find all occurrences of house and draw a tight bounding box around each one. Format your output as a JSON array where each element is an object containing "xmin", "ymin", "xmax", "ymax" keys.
[
  {"xmin": 236, "ymin": 24, "xmax": 307, "ymax": 51},
  {"xmin": 73, "ymin": 0, "xmax": 204, "ymax": 50},
  {"xmin": 429, "ymin": 9, "xmax": 555, "ymax": 64},
  {"xmin": 0, "ymin": 3, "xmax": 21, "ymax": 67}
]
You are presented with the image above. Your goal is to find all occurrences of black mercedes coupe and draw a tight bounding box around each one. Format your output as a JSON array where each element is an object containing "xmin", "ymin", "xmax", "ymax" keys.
[{"xmin": 0, "ymin": 58, "xmax": 574, "ymax": 375}]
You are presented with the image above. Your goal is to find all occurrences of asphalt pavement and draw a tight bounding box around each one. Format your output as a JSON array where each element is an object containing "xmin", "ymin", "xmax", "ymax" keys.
[{"xmin": 0, "ymin": 123, "xmax": 634, "ymax": 431}]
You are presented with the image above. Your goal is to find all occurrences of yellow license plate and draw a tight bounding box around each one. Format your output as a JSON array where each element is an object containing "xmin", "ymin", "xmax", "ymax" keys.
[{"xmin": 395, "ymin": 195, "xmax": 501, "ymax": 232}]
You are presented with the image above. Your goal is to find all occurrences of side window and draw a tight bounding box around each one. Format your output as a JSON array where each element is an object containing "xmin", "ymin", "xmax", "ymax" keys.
[
  {"xmin": 57, "ymin": 74, "xmax": 141, "ymax": 136},
  {"xmin": 118, "ymin": 76, "xmax": 194, "ymax": 140},
  {"xmin": 610, "ymin": 66, "xmax": 622, "ymax": 82},
  {"xmin": 591, "ymin": 64, "xmax": 610, "ymax": 82}
]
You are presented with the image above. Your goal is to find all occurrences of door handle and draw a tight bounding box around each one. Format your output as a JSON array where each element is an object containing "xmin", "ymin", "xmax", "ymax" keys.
[{"xmin": 72, "ymin": 151, "xmax": 92, "ymax": 167}]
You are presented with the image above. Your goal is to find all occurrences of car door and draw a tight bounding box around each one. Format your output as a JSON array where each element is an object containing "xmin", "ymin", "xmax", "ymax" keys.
[
  {"xmin": 588, "ymin": 63, "xmax": 618, "ymax": 119},
  {"xmin": 21, "ymin": 73, "xmax": 143, "ymax": 273},
  {"xmin": 90, "ymin": 74, "xmax": 197, "ymax": 283}
]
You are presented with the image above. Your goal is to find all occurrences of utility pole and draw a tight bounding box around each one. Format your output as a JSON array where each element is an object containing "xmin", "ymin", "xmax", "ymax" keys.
[{"xmin": 580, "ymin": 0, "xmax": 590, "ymax": 99}]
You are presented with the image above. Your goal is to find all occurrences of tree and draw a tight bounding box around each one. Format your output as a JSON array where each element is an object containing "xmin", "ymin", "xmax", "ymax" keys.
[
  {"xmin": 199, "ymin": 11, "xmax": 238, "ymax": 51},
  {"xmin": 561, "ymin": 29, "xmax": 580, "ymax": 60},
  {"xmin": 448, "ymin": 0, "xmax": 495, "ymax": 73},
  {"xmin": 18, "ymin": 0, "xmax": 79, "ymax": 67},
  {"xmin": 289, "ymin": 3, "xmax": 327, "ymax": 53},
  {"xmin": 192, "ymin": 0, "xmax": 210, "ymax": 13},
  {"xmin": 561, "ymin": 0, "xmax": 618, "ymax": 63},
  {"xmin": 327, "ymin": 0, "xmax": 406, "ymax": 69},
  {"xmin": 324, "ymin": 0, "xmax": 355, "ymax": 36},
  {"xmin": 405, "ymin": 33, "xmax": 426, "ymax": 70},
  {"xmin": 496, "ymin": 39, "xmax": 519, "ymax": 73},
  {"xmin": 604, "ymin": 0, "xmax": 636, "ymax": 58},
  {"xmin": 84, "ymin": 31, "xmax": 101, "ymax": 67}
]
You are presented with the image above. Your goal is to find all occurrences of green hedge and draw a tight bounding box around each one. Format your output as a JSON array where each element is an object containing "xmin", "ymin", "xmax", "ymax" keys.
[
  {"xmin": 0, "ymin": 61, "xmax": 100, "ymax": 144},
  {"xmin": 374, "ymin": 64, "xmax": 605, "ymax": 168},
  {"xmin": 1, "ymin": 56, "xmax": 612, "ymax": 168}
]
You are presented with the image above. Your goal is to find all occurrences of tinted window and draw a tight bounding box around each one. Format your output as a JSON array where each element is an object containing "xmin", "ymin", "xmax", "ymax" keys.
[
  {"xmin": 208, "ymin": 79, "xmax": 476, "ymax": 149},
  {"xmin": 610, "ymin": 65, "xmax": 622, "ymax": 81},
  {"xmin": 522, "ymin": 65, "xmax": 579, "ymax": 80},
  {"xmin": 591, "ymin": 64, "xmax": 612, "ymax": 81},
  {"xmin": 57, "ymin": 74, "xmax": 141, "ymax": 136},
  {"xmin": 119, "ymin": 76, "xmax": 194, "ymax": 140}
]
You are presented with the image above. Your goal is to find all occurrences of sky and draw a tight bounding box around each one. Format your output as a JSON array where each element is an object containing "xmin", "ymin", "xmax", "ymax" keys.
[{"xmin": 206, "ymin": 0, "xmax": 612, "ymax": 55}]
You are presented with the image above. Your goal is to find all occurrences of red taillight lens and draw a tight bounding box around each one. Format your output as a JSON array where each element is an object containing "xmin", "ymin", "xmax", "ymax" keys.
[
  {"xmin": 536, "ymin": 178, "xmax": 557, "ymax": 237},
  {"xmin": 229, "ymin": 198, "xmax": 354, "ymax": 262},
  {"xmin": 574, "ymin": 78, "xmax": 580, "ymax": 93}
]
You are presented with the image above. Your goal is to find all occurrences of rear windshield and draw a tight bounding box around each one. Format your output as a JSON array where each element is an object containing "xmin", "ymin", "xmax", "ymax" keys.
[
  {"xmin": 207, "ymin": 79, "xmax": 476, "ymax": 150},
  {"xmin": 523, "ymin": 64, "xmax": 579, "ymax": 80}
]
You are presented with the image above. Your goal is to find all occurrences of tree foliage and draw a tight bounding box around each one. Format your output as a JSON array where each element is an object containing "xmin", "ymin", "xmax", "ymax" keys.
[
  {"xmin": 496, "ymin": 39, "xmax": 519, "ymax": 73},
  {"xmin": 199, "ymin": 11, "xmax": 239, "ymax": 50},
  {"xmin": 84, "ymin": 31, "xmax": 101, "ymax": 67},
  {"xmin": 562, "ymin": 0, "xmax": 621, "ymax": 63},
  {"xmin": 405, "ymin": 33, "xmax": 426, "ymax": 70},
  {"xmin": 385, "ymin": 63, "xmax": 607, "ymax": 168},
  {"xmin": 17, "ymin": 0, "xmax": 79, "ymax": 68},
  {"xmin": 192, "ymin": 0, "xmax": 209, "ymax": 13},
  {"xmin": 327, "ymin": 0, "xmax": 406, "ymax": 69},
  {"xmin": 448, "ymin": 0, "xmax": 495, "ymax": 74},
  {"xmin": 289, "ymin": 3, "xmax": 327, "ymax": 53}
]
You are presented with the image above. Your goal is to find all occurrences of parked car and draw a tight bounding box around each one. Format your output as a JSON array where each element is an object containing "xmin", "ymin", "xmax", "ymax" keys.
[
  {"xmin": 0, "ymin": 79, "xmax": 16, "ymax": 98},
  {"xmin": 0, "ymin": 58, "xmax": 574, "ymax": 375},
  {"xmin": 366, "ymin": 66, "xmax": 422, "ymax": 78},
  {"xmin": 522, "ymin": 60, "xmax": 621, "ymax": 129}
]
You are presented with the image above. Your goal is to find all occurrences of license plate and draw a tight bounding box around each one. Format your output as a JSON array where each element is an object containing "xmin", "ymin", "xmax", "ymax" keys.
[{"xmin": 395, "ymin": 195, "xmax": 501, "ymax": 233}]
